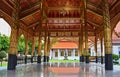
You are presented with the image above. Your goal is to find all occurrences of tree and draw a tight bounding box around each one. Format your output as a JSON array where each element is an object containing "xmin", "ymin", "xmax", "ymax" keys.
[
  {"xmin": 18, "ymin": 35, "xmax": 25, "ymax": 53},
  {"xmin": 0, "ymin": 51, "xmax": 7, "ymax": 66},
  {"xmin": 0, "ymin": 33, "xmax": 10, "ymax": 52},
  {"xmin": 28, "ymin": 41, "xmax": 32, "ymax": 55}
]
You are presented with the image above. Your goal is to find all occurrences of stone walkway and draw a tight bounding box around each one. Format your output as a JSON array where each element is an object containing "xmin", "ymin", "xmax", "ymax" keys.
[{"xmin": 0, "ymin": 62, "xmax": 120, "ymax": 77}]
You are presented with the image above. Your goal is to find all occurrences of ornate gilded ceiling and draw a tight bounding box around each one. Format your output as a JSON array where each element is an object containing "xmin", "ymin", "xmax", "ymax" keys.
[{"xmin": 0, "ymin": 0, "xmax": 120, "ymax": 38}]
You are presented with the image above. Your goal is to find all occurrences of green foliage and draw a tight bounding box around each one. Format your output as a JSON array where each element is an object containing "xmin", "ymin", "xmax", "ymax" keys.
[
  {"xmin": 0, "ymin": 51, "xmax": 7, "ymax": 59},
  {"xmin": 28, "ymin": 41, "xmax": 32, "ymax": 55},
  {"xmin": 112, "ymin": 54, "xmax": 119, "ymax": 61},
  {"xmin": 0, "ymin": 51, "xmax": 7, "ymax": 66},
  {"xmin": 18, "ymin": 35, "xmax": 25, "ymax": 52},
  {"xmin": 0, "ymin": 33, "xmax": 10, "ymax": 52},
  {"xmin": 41, "ymin": 42, "xmax": 44, "ymax": 50},
  {"xmin": 35, "ymin": 41, "xmax": 38, "ymax": 51}
]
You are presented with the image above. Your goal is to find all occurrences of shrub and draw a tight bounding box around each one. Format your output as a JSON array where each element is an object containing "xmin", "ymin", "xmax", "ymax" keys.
[
  {"xmin": 112, "ymin": 54, "xmax": 119, "ymax": 61},
  {"xmin": 0, "ymin": 51, "xmax": 7, "ymax": 66}
]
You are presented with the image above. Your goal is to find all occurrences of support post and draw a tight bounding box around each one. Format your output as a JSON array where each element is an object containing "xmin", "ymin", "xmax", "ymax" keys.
[
  {"xmin": 84, "ymin": 0, "xmax": 89, "ymax": 63},
  {"xmin": 43, "ymin": 32, "xmax": 48, "ymax": 62},
  {"xmin": 25, "ymin": 37, "xmax": 28, "ymax": 64},
  {"xmin": 47, "ymin": 35, "xmax": 50, "ymax": 62},
  {"xmin": 8, "ymin": 0, "xmax": 20, "ymax": 70},
  {"xmin": 37, "ymin": 0, "xmax": 43, "ymax": 63},
  {"xmin": 103, "ymin": 0, "xmax": 113, "ymax": 70},
  {"xmin": 94, "ymin": 36, "xmax": 98, "ymax": 63},
  {"xmin": 8, "ymin": 28, "xmax": 18, "ymax": 70},
  {"xmin": 100, "ymin": 37, "xmax": 104, "ymax": 64},
  {"xmin": 79, "ymin": 26, "xmax": 84, "ymax": 62},
  {"xmin": 37, "ymin": 32, "xmax": 42, "ymax": 63},
  {"xmin": 31, "ymin": 37, "xmax": 36, "ymax": 63}
]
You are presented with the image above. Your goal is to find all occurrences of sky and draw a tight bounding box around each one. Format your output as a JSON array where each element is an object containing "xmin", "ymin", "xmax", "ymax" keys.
[{"xmin": 0, "ymin": 18, "xmax": 11, "ymax": 36}]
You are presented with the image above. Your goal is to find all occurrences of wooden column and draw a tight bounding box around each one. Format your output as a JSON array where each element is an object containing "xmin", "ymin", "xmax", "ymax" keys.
[
  {"xmin": 103, "ymin": 0, "xmax": 113, "ymax": 70},
  {"xmin": 47, "ymin": 35, "xmax": 50, "ymax": 62},
  {"xmin": 8, "ymin": 28, "xmax": 18, "ymax": 70},
  {"xmin": 79, "ymin": 21, "xmax": 84, "ymax": 62},
  {"xmin": 94, "ymin": 36, "xmax": 98, "ymax": 63},
  {"xmin": 31, "ymin": 37, "xmax": 36, "ymax": 63},
  {"xmin": 43, "ymin": 32, "xmax": 48, "ymax": 62},
  {"xmin": 25, "ymin": 37, "xmax": 28, "ymax": 64},
  {"xmin": 100, "ymin": 37, "xmax": 104, "ymax": 64},
  {"xmin": 37, "ymin": 32, "xmax": 42, "ymax": 63},
  {"xmin": 8, "ymin": 0, "xmax": 20, "ymax": 70},
  {"xmin": 37, "ymin": 0, "xmax": 43, "ymax": 63},
  {"xmin": 85, "ymin": 24, "xmax": 89, "ymax": 63},
  {"xmin": 83, "ymin": 0, "xmax": 89, "ymax": 63}
]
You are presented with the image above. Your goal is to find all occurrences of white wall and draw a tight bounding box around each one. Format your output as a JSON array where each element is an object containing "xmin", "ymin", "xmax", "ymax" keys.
[
  {"xmin": 49, "ymin": 49, "xmax": 79, "ymax": 60},
  {"xmin": 90, "ymin": 41, "xmax": 120, "ymax": 56}
]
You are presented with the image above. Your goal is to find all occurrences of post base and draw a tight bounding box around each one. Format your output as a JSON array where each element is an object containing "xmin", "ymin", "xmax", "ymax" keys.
[
  {"xmin": 101, "ymin": 56, "xmax": 104, "ymax": 64},
  {"xmin": 85, "ymin": 56, "xmax": 89, "ymax": 63},
  {"xmin": 25, "ymin": 56, "xmax": 27, "ymax": 64},
  {"xmin": 31, "ymin": 56, "xmax": 33, "ymax": 63},
  {"xmin": 96, "ymin": 56, "xmax": 98, "ymax": 63},
  {"xmin": 105, "ymin": 54, "xmax": 113, "ymax": 70},
  {"xmin": 37, "ymin": 56, "xmax": 41, "ymax": 63},
  {"xmin": 47, "ymin": 56, "xmax": 49, "ymax": 62},
  {"xmin": 7, "ymin": 54, "xmax": 17, "ymax": 70},
  {"xmin": 43, "ymin": 56, "xmax": 47, "ymax": 62},
  {"xmin": 80, "ymin": 56, "xmax": 84, "ymax": 62}
]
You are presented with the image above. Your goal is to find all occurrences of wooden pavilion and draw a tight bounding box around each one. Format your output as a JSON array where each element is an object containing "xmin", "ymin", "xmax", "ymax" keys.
[{"xmin": 0, "ymin": 0, "xmax": 120, "ymax": 70}]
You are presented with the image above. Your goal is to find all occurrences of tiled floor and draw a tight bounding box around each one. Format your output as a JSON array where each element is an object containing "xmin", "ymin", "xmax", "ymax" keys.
[{"xmin": 0, "ymin": 62, "xmax": 120, "ymax": 77}]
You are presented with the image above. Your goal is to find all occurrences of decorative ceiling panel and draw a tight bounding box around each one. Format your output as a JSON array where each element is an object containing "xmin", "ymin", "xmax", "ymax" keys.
[{"xmin": 0, "ymin": 0, "xmax": 119, "ymax": 37}]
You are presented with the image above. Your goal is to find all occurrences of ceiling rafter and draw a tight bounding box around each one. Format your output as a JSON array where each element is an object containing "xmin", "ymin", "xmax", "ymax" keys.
[
  {"xmin": 20, "ymin": 1, "xmax": 40, "ymax": 12},
  {"xmin": 25, "ymin": 0, "xmax": 36, "ymax": 25},
  {"xmin": 87, "ymin": 0, "xmax": 102, "ymax": 10},
  {"xmin": 3, "ymin": 0, "xmax": 14, "ymax": 9},
  {"xmin": 109, "ymin": 0, "xmax": 119, "ymax": 9},
  {"xmin": 28, "ymin": 21, "xmax": 40, "ymax": 28},
  {"xmin": 19, "ymin": 20, "xmax": 34, "ymax": 36},
  {"xmin": 20, "ymin": 9, "xmax": 40, "ymax": 19},
  {"xmin": 87, "ymin": 8, "xmax": 103, "ymax": 17},
  {"xmin": 87, "ymin": 20, "xmax": 100, "ymax": 28}
]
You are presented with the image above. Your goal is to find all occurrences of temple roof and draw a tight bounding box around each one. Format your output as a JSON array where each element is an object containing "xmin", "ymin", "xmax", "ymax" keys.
[
  {"xmin": 52, "ymin": 40, "xmax": 78, "ymax": 49},
  {"xmin": 0, "ymin": 0, "xmax": 120, "ymax": 38}
]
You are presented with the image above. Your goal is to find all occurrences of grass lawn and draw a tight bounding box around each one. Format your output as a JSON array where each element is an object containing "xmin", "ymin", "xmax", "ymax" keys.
[
  {"xmin": 0, "ymin": 60, "xmax": 79, "ymax": 67},
  {"xmin": 49, "ymin": 59, "xmax": 79, "ymax": 62},
  {"xmin": 0, "ymin": 62, "xmax": 7, "ymax": 67}
]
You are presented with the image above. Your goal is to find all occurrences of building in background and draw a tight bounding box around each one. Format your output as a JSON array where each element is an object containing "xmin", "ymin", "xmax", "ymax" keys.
[
  {"xmin": 90, "ymin": 21, "xmax": 120, "ymax": 57},
  {"xmin": 50, "ymin": 40, "xmax": 79, "ymax": 60}
]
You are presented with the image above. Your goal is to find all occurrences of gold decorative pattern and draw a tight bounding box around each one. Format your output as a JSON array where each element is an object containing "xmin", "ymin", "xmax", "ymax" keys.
[
  {"xmin": 38, "ymin": 33, "xmax": 42, "ymax": 56},
  {"xmin": 103, "ymin": 0, "xmax": 112, "ymax": 54},
  {"xmin": 31, "ymin": 37, "xmax": 36, "ymax": 56},
  {"xmin": 9, "ymin": 28, "xmax": 18, "ymax": 55},
  {"xmin": 25, "ymin": 36, "xmax": 28, "ymax": 56}
]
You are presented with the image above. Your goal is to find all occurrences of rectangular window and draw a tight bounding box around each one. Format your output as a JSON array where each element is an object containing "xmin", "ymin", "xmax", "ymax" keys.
[
  {"xmin": 75, "ymin": 49, "xmax": 78, "ymax": 56},
  {"xmin": 68, "ymin": 49, "xmax": 72, "ymax": 56},
  {"xmin": 60, "ymin": 50, "xmax": 65, "ymax": 56},
  {"xmin": 55, "ymin": 51, "xmax": 58, "ymax": 57}
]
